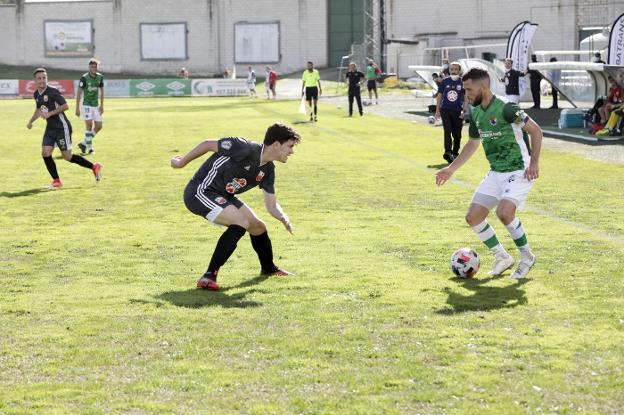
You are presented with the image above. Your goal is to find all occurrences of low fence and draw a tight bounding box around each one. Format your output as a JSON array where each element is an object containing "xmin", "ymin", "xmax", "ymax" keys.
[{"xmin": 0, "ymin": 78, "xmax": 249, "ymax": 98}]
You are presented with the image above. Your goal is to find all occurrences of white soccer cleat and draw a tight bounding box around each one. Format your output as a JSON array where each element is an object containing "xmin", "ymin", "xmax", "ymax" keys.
[
  {"xmin": 510, "ymin": 252, "xmax": 536, "ymax": 280},
  {"xmin": 488, "ymin": 253, "xmax": 515, "ymax": 276}
]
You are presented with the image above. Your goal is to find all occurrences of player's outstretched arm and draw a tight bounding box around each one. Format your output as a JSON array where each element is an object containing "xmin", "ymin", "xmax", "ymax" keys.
[
  {"xmin": 435, "ymin": 138, "xmax": 480, "ymax": 186},
  {"xmin": 523, "ymin": 118, "xmax": 542, "ymax": 181},
  {"xmin": 75, "ymin": 89, "xmax": 82, "ymax": 117},
  {"xmin": 99, "ymin": 87, "xmax": 104, "ymax": 114},
  {"xmin": 263, "ymin": 190, "xmax": 293, "ymax": 234},
  {"xmin": 26, "ymin": 108, "xmax": 40, "ymax": 129},
  {"xmin": 170, "ymin": 139, "xmax": 218, "ymax": 169}
]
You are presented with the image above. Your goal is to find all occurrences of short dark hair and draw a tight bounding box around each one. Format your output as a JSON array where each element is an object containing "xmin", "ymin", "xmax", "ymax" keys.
[
  {"xmin": 307, "ymin": 61, "xmax": 313, "ymax": 65},
  {"xmin": 33, "ymin": 67, "xmax": 47, "ymax": 77},
  {"xmin": 264, "ymin": 123, "xmax": 301, "ymax": 145},
  {"xmin": 462, "ymin": 68, "xmax": 490, "ymax": 84}
]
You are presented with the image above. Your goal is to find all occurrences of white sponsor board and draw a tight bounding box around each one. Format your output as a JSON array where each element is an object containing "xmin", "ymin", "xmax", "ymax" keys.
[
  {"xmin": 44, "ymin": 20, "xmax": 93, "ymax": 57},
  {"xmin": 0, "ymin": 80, "xmax": 19, "ymax": 96},
  {"xmin": 192, "ymin": 79, "xmax": 248, "ymax": 96}
]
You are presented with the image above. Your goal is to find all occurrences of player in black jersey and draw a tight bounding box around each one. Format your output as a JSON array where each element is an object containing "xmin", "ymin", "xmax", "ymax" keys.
[
  {"xmin": 26, "ymin": 68, "xmax": 101, "ymax": 188},
  {"xmin": 171, "ymin": 123, "xmax": 301, "ymax": 291}
]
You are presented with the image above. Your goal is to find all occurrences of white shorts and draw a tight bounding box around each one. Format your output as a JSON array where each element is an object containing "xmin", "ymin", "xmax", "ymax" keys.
[
  {"xmin": 472, "ymin": 170, "xmax": 534, "ymax": 210},
  {"xmin": 80, "ymin": 105, "xmax": 102, "ymax": 122}
]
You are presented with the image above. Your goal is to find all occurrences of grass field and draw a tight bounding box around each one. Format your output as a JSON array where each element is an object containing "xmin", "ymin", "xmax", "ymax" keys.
[{"xmin": 1, "ymin": 96, "xmax": 623, "ymax": 414}]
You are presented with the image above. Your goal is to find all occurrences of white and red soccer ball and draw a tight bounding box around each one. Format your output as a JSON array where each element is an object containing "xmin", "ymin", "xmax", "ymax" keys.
[{"xmin": 450, "ymin": 248, "xmax": 480, "ymax": 278}]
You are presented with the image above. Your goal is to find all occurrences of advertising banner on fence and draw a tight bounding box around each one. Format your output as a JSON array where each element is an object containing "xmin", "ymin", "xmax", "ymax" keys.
[
  {"xmin": 104, "ymin": 79, "xmax": 130, "ymax": 97},
  {"xmin": 73, "ymin": 79, "xmax": 130, "ymax": 97},
  {"xmin": 192, "ymin": 79, "xmax": 248, "ymax": 96},
  {"xmin": 130, "ymin": 79, "xmax": 191, "ymax": 97},
  {"xmin": 19, "ymin": 80, "xmax": 75, "ymax": 97},
  {"xmin": 0, "ymin": 80, "xmax": 19, "ymax": 96}
]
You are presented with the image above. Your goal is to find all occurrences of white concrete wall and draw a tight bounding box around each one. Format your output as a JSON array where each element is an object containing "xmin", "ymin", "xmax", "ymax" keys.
[
  {"xmin": 0, "ymin": 5, "xmax": 18, "ymax": 66},
  {"xmin": 0, "ymin": 0, "xmax": 327, "ymax": 76},
  {"xmin": 386, "ymin": 0, "xmax": 624, "ymax": 55}
]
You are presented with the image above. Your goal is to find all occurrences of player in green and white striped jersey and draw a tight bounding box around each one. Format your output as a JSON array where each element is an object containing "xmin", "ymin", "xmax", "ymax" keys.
[
  {"xmin": 75, "ymin": 59, "xmax": 104, "ymax": 155},
  {"xmin": 436, "ymin": 68, "xmax": 543, "ymax": 280}
]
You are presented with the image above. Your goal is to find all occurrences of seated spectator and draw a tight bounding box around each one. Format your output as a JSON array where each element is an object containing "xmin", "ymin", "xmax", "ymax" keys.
[
  {"xmin": 596, "ymin": 77, "xmax": 624, "ymax": 136},
  {"xmin": 178, "ymin": 67, "xmax": 189, "ymax": 79},
  {"xmin": 598, "ymin": 77, "xmax": 623, "ymax": 123},
  {"xmin": 593, "ymin": 52, "xmax": 606, "ymax": 64},
  {"xmin": 587, "ymin": 97, "xmax": 606, "ymax": 134}
]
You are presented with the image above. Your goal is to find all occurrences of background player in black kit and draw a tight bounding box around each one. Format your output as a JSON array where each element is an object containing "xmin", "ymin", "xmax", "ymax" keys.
[
  {"xmin": 171, "ymin": 123, "xmax": 300, "ymax": 291},
  {"xmin": 26, "ymin": 68, "xmax": 101, "ymax": 188},
  {"xmin": 345, "ymin": 62, "xmax": 365, "ymax": 117}
]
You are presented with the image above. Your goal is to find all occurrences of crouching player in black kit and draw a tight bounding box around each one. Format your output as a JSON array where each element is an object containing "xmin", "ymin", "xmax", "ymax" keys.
[{"xmin": 171, "ymin": 123, "xmax": 300, "ymax": 291}]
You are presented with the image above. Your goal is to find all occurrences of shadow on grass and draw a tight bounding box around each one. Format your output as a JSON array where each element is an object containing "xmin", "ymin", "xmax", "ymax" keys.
[
  {"xmin": 0, "ymin": 188, "xmax": 53, "ymax": 198},
  {"xmin": 157, "ymin": 288, "xmax": 262, "ymax": 309},
  {"xmin": 426, "ymin": 163, "xmax": 450, "ymax": 169},
  {"xmin": 435, "ymin": 275, "xmax": 528, "ymax": 314},
  {"xmin": 156, "ymin": 273, "xmax": 271, "ymax": 309}
]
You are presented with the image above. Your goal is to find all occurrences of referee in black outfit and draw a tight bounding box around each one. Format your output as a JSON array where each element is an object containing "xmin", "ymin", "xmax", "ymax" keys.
[{"xmin": 345, "ymin": 62, "xmax": 366, "ymax": 117}]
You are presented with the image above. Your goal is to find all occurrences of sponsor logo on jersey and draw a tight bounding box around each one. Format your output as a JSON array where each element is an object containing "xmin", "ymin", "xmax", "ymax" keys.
[
  {"xmin": 225, "ymin": 178, "xmax": 247, "ymax": 194},
  {"xmin": 447, "ymin": 90, "xmax": 459, "ymax": 102},
  {"xmin": 215, "ymin": 197, "xmax": 227, "ymax": 205},
  {"xmin": 256, "ymin": 171, "xmax": 265, "ymax": 182},
  {"xmin": 244, "ymin": 165, "xmax": 251, "ymax": 171},
  {"xmin": 221, "ymin": 140, "xmax": 232, "ymax": 150}
]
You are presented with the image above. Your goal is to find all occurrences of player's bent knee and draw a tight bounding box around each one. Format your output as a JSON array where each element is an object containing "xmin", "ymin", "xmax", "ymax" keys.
[
  {"xmin": 465, "ymin": 212, "xmax": 479, "ymax": 226},
  {"xmin": 495, "ymin": 206, "xmax": 515, "ymax": 223},
  {"xmin": 248, "ymin": 220, "xmax": 267, "ymax": 235}
]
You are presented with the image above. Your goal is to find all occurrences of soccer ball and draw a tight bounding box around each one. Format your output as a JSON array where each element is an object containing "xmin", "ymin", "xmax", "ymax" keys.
[
  {"xmin": 450, "ymin": 248, "xmax": 480, "ymax": 278},
  {"xmin": 427, "ymin": 115, "xmax": 435, "ymax": 124}
]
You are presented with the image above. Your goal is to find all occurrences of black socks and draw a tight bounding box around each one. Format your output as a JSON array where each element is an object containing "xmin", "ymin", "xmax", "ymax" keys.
[
  {"xmin": 250, "ymin": 231, "xmax": 277, "ymax": 273},
  {"xmin": 205, "ymin": 225, "xmax": 247, "ymax": 280},
  {"xmin": 42, "ymin": 156, "xmax": 59, "ymax": 180},
  {"xmin": 70, "ymin": 154, "xmax": 93, "ymax": 169}
]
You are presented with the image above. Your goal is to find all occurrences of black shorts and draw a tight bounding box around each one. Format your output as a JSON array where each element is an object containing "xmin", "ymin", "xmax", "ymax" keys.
[
  {"xmin": 305, "ymin": 87, "xmax": 318, "ymax": 101},
  {"xmin": 184, "ymin": 183, "xmax": 243, "ymax": 223},
  {"xmin": 367, "ymin": 80, "xmax": 377, "ymax": 91},
  {"xmin": 42, "ymin": 127, "xmax": 72, "ymax": 151}
]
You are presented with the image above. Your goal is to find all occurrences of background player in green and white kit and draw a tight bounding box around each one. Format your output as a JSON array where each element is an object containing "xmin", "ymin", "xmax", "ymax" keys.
[
  {"xmin": 436, "ymin": 68, "xmax": 542, "ymax": 280},
  {"xmin": 366, "ymin": 59, "xmax": 380, "ymax": 105},
  {"xmin": 75, "ymin": 59, "xmax": 104, "ymax": 154}
]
